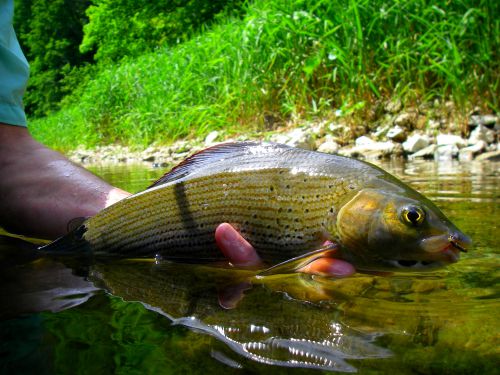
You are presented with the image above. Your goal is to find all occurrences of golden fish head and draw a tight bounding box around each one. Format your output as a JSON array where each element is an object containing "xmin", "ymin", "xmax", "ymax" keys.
[{"xmin": 336, "ymin": 188, "xmax": 471, "ymax": 272}]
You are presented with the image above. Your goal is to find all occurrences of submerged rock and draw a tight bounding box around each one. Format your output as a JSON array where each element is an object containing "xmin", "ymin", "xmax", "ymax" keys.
[
  {"xmin": 475, "ymin": 150, "xmax": 500, "ymax": 161},
  {"xmin": 459, "ymin": 141, "xmax": 487, "ymax": 161},
  {"xmin": 436, "ymin": 144, "xmax": 460, "ymax": 160}
]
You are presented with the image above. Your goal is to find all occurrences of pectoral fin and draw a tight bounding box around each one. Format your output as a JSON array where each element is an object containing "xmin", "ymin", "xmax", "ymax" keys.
[{"xmin": 257, "ymin": 242, "xmax": 340, "ymax": 277}]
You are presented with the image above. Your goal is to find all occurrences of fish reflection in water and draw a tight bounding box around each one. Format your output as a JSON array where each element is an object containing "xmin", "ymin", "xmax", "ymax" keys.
[
  {"xmin": 1, "ymin": 236, "xmax": 389, "ymax": 372},
  {"xmin": 89, "ymin": 260, "xmax": 392, "ymax": 372}
]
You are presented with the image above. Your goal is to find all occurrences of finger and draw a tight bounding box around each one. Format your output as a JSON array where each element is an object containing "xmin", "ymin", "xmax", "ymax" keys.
[
  {"xmin": 215, "ymin": 223, "xmax": 262, "ymax": 267},
  {"xmin": 299, "ymin": 257, "xmax": 356, "ymax": 277}
]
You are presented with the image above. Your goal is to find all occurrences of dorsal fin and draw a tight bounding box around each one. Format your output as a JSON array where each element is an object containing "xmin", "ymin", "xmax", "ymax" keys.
[{"xmin": 147, "ymin": 141, "xmax": 290, "ymax": 189}]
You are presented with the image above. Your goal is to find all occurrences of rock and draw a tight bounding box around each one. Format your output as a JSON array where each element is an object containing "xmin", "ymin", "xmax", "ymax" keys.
[
  {"xmin": 427, "ymin": 119, "xmax": 441, "ymax": 131},
  {"xmin": 475, "ymin": 150, "xmax": 500, "ymax": 161},
  {"xmin": 285, "ymin": 128, "xmax": 315, "ymax": 150},
  {"xmin": 469, "ymin": 114, "xmax": 498, "ymax": 127},
  {"xmin": 204, "ymin": 130, "xmax": 220, "ymax": 145},
  {"xmin": 436, "ymin": 134, "xmax": 467, "ymax": 148},
  {"xmin": 458, "ymin": 141, "xmax": 487, "ymax": 161},
  {"xmin": 384, "ymin": 98, "xmax": 402, "ymax": 114},
  {"xmin": 468, "ymin": 124, "xmax": 495, "ymax": 145},
  {"xmin": 386, "ymin": 126, "xmax": 407, "ymax": 143},
  {"xmin": 436, "ymin": 144, "xmax": 459, "ymax": 160},
  {"xmin": 339, "ymin": 140, "xmax": 395, "ymax": 159},
  {"xmin": 408, "ymin": 144, "xmax": 437, "ymax": 159},
  {"xmin": 373, "ymin": 123, "xmax": 391, "ymax": 140},
  {"xmin": 310, "ymin": 121, "xmax": 328, "ymax": 138},
  {"xmin": 355, "ymin": 135, "xmax": 376, "ymax": 146},
  {"xmin": 270, "ymin": 133, "xmax": 290, "ymax": 144},
  {"xmin": 394, "ymin": 112, "xmax": 416, "ymax": 128},
  {"xmin": 317, "ymin": 140, "xmax": 339, "ymax": 154},
  {"xmin": 403, "ymin": 134, "xmax": 430, "ymax": 153}
]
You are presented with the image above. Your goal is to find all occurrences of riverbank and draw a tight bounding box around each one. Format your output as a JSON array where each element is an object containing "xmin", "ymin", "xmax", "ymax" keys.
[
  {"xmin": 28, "ymin": 0, "xmax": 498, "ymax": 151},
  {"xmin": 68, "ymin": 103, "xmax": 499, "ymax": 166}
]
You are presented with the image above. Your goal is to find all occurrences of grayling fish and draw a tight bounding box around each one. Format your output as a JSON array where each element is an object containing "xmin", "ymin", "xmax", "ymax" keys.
[{"xmin": 41, "ymin": 141, "xmax": 471, "ymax": 272}]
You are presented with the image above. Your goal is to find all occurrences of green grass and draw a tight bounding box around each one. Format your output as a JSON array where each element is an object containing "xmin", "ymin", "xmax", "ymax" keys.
[{"xmin": 30, "ymin": 0, "xmax": 499, "ymax": 150}]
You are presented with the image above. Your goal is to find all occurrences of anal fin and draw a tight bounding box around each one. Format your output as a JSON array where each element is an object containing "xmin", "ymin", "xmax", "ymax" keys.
[{"xmin": 257, "ymin": 242, "xmax": 339, "ymax": 277}]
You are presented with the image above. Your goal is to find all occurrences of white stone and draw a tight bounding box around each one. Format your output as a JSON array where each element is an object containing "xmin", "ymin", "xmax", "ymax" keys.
[
  {"xmin": 436, "ymin": 134, "xmax": 467, "ymax": 148},
  {"xmin": 355, "ymin": 135, "xmax": 376, "ymax": 146},
  {"xmin": 403, "ymin": 134, "xmax": 430, "ymax": 153},
  {"xmin": 285, "ymin": 128, "xmax": 314, "ymax": 150},
  {"xmin": 317, "ymin": 140, "xmax": 339, "ymax": 154},
  {"xmin": 386, "ymin": 126, "xmax": 407, "ymax": 142},
  {"xmin": 470, "ymin": 114, "xmax": 498, "ymax": 126},
  {"xmin": 408, "ymin": 144, "xmax": 437, "ymax": 159},
  {"xmin": 468, "ymin": 124, "xmax": 495, "ymax": 145},
  {"xmin": 204, "ymin": 130, "xmax": 220, "ymax": 145}
]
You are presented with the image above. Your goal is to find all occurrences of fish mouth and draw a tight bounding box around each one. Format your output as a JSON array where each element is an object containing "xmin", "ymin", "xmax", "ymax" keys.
[
  {"xmin": 418, "ymin": 232, "xmax": 472, "ymax": 263},
  {"xmin": 386, "ymin": 234, "xmax": 471, "ymax": 270}
]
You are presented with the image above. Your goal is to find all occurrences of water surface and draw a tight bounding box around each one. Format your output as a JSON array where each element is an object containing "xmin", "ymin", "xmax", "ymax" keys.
[{"xmin": 1, "ymin": 160, "xmax": 498, "ymax": 374}]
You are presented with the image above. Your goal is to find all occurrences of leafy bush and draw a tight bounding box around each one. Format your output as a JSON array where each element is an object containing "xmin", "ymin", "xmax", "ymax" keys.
[
  {"xmin": 29, "ymin": 0, "xmax": 499, "ymax": 150},
  {"xmin": 80, "ymin": 0, "xmax": 244, "ymax": 63}
]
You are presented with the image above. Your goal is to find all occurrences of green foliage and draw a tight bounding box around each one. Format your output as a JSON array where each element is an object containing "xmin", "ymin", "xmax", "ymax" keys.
[
  {"xmin": 80, "ymin": 0, "xmax": 244, "ymax": 63},
  {"xmin": 13, "ymin": 0, "xmax": 93, "ymax": 117},
  {"xmin": 29, "ymin": 0, "xmax": 499, "ymax": 150}
]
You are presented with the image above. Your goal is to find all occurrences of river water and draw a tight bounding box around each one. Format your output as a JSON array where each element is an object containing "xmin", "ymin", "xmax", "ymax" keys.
[{"xmin": 0, "ymin": 160, "xmax": 498, "ymax": 374}]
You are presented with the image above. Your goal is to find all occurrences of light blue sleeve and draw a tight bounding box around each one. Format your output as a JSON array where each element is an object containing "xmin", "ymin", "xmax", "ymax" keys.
[{"xmin": 0, "ymin": 0, "xmax": 30, "ymax": 126}]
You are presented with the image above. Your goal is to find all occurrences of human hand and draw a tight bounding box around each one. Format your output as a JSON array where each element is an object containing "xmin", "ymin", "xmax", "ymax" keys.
[{"xmin": 215, "ymin": 223, "xmax": 355, "ymax": 277}]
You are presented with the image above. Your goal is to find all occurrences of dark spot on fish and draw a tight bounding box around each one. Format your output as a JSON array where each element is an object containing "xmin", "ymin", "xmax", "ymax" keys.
[
  {"xmin": 294, "ymin": 218, "xmax": 299, "ymax": 223},
  {"xmin": 316, "ymin": 194, "xmax": 320, "ymax": 199},
  {"xmin": 304, "ymin": 208, "xmax": 309, "ymax": 213},
  {"xmin": 329, "ymin": 207, "xmax": 334, "ymax": 213},
  {"xmin": 252, "ymin": 213, "xmax": 257, "ymax": 219},
  {"xmin": 288, "ymin": 208, "xmax": 292, "ymax": 213},
  {"xmin": 286, "ymin": 184, "xmax": 290, "ymax": 189},
  {"xmin": 303, "ymin": 178, "xmax": 307, "ymax": 182},
  {"xmin": 348, "ymin": 184, "xmax": 356, "ymax": 190},
  {"xmin": 270, "ymin": 186, "xmax": 274, "ymax": 192}
]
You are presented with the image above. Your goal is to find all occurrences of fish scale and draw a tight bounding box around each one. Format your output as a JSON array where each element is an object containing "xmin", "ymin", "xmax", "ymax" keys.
[{"xmin": 85, "ymin": 168, "xmax": 355, "ymax": 260}]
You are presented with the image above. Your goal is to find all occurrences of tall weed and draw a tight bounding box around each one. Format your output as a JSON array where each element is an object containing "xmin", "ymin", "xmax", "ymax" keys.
[{"xmin": 30, "ymin": 0, "xmax": 499, "ymax": 149}]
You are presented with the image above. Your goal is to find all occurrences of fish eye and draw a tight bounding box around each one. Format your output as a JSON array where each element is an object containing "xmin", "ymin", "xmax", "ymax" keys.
[{"xmin": 401, "ymin": 206, "xmax": 425, "ymax": 227}]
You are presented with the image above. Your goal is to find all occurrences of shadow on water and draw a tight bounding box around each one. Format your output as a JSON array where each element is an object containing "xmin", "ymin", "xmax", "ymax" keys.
[{"xmin": 0, "ymin": 160, "xmax": 499, "ymax": 374}]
